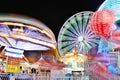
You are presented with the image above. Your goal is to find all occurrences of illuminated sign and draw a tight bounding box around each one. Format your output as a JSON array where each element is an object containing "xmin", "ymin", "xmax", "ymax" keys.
[{"xmin": 5, "ymin": 64, "xmax": 20, "ymax": 73}]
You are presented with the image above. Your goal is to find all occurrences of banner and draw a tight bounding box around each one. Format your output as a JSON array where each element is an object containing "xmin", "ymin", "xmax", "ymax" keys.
[
  {"xmin": 5, "ymin": 47, "xmax": 24, "ymax": 58},
  {"xmin": 5, "ymin": 64, "xmax": 20, "ymax": 73}
]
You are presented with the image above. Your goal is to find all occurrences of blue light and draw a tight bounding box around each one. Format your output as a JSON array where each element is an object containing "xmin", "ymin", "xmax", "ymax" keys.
[
  {"xmin": 108, "ymin": 64, "xmax": 118, "ymax": 74},
  {"xmin": 98, "ymin": 0, "xmax": 120, "ymax": 20}
]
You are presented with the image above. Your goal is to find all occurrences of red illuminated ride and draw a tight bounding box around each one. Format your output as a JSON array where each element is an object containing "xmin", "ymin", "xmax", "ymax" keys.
[{"xmin": 90, "ymin": 10, "xmax": 115, "ymax": 39}]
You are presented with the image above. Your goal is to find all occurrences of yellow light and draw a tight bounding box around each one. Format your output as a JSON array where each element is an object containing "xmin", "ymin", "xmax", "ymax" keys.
[
  {"xmin": 0, "ymin": 31, "xmax": 56, "ymax": 49},
  {"xmin": 1, "ymin": 22, "xmax": 24, "ymax": 26},
  {"xmin": 0, "ymin": 22, "xmax": 53, "ymax": 40}
]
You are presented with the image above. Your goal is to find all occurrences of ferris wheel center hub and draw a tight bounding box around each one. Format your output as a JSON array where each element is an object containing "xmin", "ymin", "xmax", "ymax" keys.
[{"xmin": 78, "ymin": 36, "xmax": 84, "ymax": 42}]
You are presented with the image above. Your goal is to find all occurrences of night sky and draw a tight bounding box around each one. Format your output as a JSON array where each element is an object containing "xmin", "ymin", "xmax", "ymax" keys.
[{"xmin": 0, "ymin": 0, "xmax": 105, "ymax": 40}]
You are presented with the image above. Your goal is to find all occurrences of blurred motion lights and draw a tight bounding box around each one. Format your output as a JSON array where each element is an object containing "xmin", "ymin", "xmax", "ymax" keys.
[
  {"xmin": 0, "ymin": 14, "xmax": 58, "ymax": 63},
  {"xmin": 90, "ymin": 10, "xmax": 115, "ymax": 39}
]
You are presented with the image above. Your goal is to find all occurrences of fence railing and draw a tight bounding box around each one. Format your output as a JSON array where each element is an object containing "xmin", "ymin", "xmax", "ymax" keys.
[
  {"xmin": 35, "ymin": 76, "xmax": 118, "ymax": 80},
  {"xmin": 32, "ymin": 76, "xmax": 89, "ymax": 80},
  {"xmin": 0, "ymin": 73, "xmax": 119, "ymax": 80}
]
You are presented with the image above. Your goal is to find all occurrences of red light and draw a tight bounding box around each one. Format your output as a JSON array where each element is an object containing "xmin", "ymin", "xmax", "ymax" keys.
[{"xmin": 90, "ymin": 10, "xmax": 115, "ymax": 39}]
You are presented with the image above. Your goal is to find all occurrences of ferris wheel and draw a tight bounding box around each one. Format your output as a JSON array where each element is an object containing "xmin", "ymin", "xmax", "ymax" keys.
[{"xmin": 58, "ymin": 11, "xmax": 100, "ymax": 56}]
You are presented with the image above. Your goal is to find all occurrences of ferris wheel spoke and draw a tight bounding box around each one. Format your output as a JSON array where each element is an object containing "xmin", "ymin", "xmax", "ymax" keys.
[
  {"xmin": 66, "ymin": 46, "xmax": 75, "ymax": 53},
  {"xmin": 61, "ymin": 44, "xmax": 75, "ymax": 53},
  {"xmin": 61, "ymin": 41, "xmax": 76, "ymax": 50},
  {"xmin": 89, "ymin": 37, "xmax": 100, "ymax": 43},
  {"xmin": 88, "ymin": 31, "xmax": 95, "ymax": 36},
  {"xmin": 89, "ymin": 37, "xmax": 100, "ymax": 42},
  {"xmin": 87, "ymin": 40, "xmax": 98, "ymax": 49},
  {"xmin": 69, "ymin": 23, "xmax": 79, "ymax": 36},
  {"xmin": 61, "ymin": 39, "xmax": 75, "ymax": 42},
  {"xmin": 67, "ymin": 21, "xmax": 79, "ymax": 36},
  {"xmin": 69, "ymin": 18, "xmax": 80, "ymax": 35},
  {"xmin": 81, "ymin": 14, "xmax": 84, "ymax": 34},
  {"xmin": 87, "ymin": 41, "xmax": 95, "ymax": 48},
  {"xmin": 88, "ymin": 35, "xmax": 96, "ymax": 39},
  {"xmin": 81, "ymin": 45, "xmax": 85, "ymax": 53},
  {"xmin": 74, "ymin": 16, "xmax": 81, "ymax": 34},
  {"xmin": 77, "ymin": 45, "xmax": 82, "ymax": 53},
  {"xmin": 84, "ymin": 16, "xmax": 90, "ymax": 33},
  {"xmin": 82, "ymin": 13, "xmax": 89, "ymax": 33},
  {"xmin": 66, "ymin": 28, "xmax": 79, "ymax": 37},
  {"xmin": 89, "ymin": 41, "xmax": 98, "ymax": 47},
  {"xmin": 84, "ymin": 26, "xmax": 90, "ymax": 34},
  {"xmin": 62, "ymin": 36, "xmax": 76, "ymax": 41},
  {"xmin": 63, "ymin": 34, "xmax": 77, "ymax": 38},
  {"xmin": 76, "ymin": 15, "xmax": 83, "ymax": 34}
]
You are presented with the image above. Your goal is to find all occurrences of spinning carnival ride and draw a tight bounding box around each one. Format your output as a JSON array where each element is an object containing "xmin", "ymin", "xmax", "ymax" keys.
[
  {"xmin": 98, "ymin": 0, "xmax": 120, "ymax": 49},
  {"xmin": 0, "ymin": 14, "xmax": 65, "ymax": 73}
]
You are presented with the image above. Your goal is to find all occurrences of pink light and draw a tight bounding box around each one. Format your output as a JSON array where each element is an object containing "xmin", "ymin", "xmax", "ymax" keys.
[{"xmin": 90, "ymin": 10, "xmax": 115, "ymax": 39}]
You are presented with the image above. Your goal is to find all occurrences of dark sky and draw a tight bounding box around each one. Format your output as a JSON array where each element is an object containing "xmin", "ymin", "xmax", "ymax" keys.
[{"xmin": 0, "ymin": 0, "xmax": 105, "ymax": 40}]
